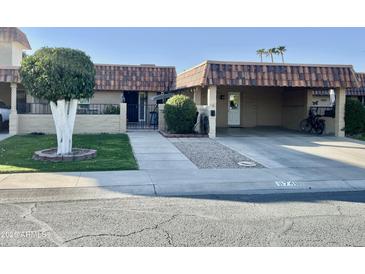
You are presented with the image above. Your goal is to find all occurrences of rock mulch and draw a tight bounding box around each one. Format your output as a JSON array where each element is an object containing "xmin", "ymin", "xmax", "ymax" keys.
[{"xmin": 170, "ymin": 138, "xmax": 262, "ymax": 169}]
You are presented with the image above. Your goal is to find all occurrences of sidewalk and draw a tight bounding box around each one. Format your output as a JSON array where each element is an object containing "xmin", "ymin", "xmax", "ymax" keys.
[{"xmin": 1, "ymin": 167, "xmax": 365, "ymax": 197}]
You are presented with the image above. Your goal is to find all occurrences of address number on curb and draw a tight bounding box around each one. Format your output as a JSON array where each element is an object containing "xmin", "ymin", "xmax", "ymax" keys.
[{"xmin": 275, "ymin": 181, "xmax": 297, "ymax": 187}]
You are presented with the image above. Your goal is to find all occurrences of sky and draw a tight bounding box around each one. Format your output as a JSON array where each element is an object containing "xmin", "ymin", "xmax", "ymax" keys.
[{"xmin": 21, "ymin": 28, "xmax": 365, "ymax": 73}]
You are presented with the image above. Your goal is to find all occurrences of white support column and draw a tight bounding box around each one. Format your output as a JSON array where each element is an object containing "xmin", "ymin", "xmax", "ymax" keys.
[
  {"xmin": 207, "ymin": 85, "xmax": 217, "ymax": 138},
  {"xmin": 9, "ymin": 83, "xmax": 18, "ymax": 135},
  {"xmin": 193, "ymin": 87, "xmax": 202, "ymax": 105},
  {"xmin": 120, "ymin": 103, "xmax": 127, "ymax": 133},
  {"xmin": 158, "ymin": 104, "xmax": 166, "ymax": 132},
  {"xmin": 334, "ymin": 88, "xmax": 346, "ymax": 137}
]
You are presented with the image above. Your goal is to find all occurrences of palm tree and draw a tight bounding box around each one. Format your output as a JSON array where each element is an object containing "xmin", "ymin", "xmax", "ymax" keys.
[
  {"xmin": 277, "ymin": 46, "xmax": 287, "ymax": 63},
  {"xmin": 267, "ymin": 48, "xmax": 277, "ymax": 63},
  {"xmin": 256, "ymin": 49, "xmax": 266, "ymax": 62}
]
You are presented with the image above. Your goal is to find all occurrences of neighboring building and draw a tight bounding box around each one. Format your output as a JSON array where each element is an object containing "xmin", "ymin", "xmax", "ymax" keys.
[
  {"xmin": 0, "ymin": 27, "xmax": 176, "ymax": 133},
  {"xmin": 93, "ymin": 64, "xmax": 175, "ymax": 127}
]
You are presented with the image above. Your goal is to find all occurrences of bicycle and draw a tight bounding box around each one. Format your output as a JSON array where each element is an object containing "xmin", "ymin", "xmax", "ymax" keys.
[{"xmin": 299, "ymin": 108, "xmax": 326, "ymax": 135}]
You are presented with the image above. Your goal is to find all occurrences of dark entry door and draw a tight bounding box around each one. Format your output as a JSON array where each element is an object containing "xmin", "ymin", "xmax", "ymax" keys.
[{"xmin": 124, "ymin": 91, "xmax": 139, "ymax": 122}]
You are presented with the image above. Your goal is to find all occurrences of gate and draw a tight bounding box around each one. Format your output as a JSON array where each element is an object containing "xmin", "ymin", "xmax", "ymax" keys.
[{"xmin": 127, "ymin": 104, "xmax": 159, "ymax": 129}]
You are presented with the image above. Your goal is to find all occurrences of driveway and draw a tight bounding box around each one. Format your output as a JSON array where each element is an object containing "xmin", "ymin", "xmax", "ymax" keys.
[{"xmin": 216, "ymin": 127, "xmax": 365, "ymax": 169}]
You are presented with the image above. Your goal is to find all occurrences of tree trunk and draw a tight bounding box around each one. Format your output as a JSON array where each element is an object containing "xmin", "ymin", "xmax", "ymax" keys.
[
  {"xmin": 281, "ymin": 54, "xmax": 285, "ymax": 63},
  {"xmin": 260, "ymin": 55, "xmax": 263, "ymax": 62},
  {"xmin": 50, "ymin": 99, "xmax": 78, "ymax": 155},
  {"xmin": 270, "ymin": 54, "xmax": 274, "ymax": 63}
]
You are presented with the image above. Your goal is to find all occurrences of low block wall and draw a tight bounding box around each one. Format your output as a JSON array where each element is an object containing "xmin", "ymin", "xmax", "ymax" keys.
[
  {"xmin": 17, "ymin": 103, "xmax": 127, "ymax": 135},
  {"xmin": 18, "ymin": 114, "xmax": 124, "ymax": 134}
]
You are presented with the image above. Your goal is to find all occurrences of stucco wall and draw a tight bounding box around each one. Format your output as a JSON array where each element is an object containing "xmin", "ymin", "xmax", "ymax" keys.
[
  {"xmin": 18, "ymin": 115, "xmax": 123, "ymax": 134},
  {"xmin": 216, "ymin": 86, "xmax": 283, "ymax": 128},
  {"xmin": 0, "ymin": 42, "xmax": 23, "ymax": 66},
  {"xmin": 91, "ymin": 91, "xmax": 121, "ymax": 104},
  {"xmin": 0, "ymin": 43, "xmax": 12, "ymax": 65},
  {"xmin": 281, "ymin": 89, "xmax": 307, "ymax": 130}
]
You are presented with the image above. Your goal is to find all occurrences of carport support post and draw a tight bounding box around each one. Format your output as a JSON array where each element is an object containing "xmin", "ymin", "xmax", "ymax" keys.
[
  {"xmin": 9, "ymin": 82, "xmax": 18, "ymax": 135},
  {"xmin": 334, "ymin": 88, "xmax": 346, "ymax": 137},
  {"xmin": 207, "ymin": 85, "xmax": 217, "ymax": 138}
]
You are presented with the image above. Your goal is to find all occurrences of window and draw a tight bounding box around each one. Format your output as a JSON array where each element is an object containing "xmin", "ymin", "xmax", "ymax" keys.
[{"xmin": 229, "ymin": 94, "xmax": 239, "ymax": 110}]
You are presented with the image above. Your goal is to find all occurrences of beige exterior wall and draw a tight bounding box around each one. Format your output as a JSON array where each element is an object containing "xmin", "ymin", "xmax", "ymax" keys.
[
  {"xmin": 216, "ymin": 86, "xmax": 284, "ymax": 128},
  {"xmin": 147, "ymin": 91, "xmax": 157, "ymax": 105},
  {"xmin": 0, "ymin": 41, "xmax": 24, "ymax": 66},
  {"xmin": 312, "ymin": 95, "xmax": 331, "ymax": 106},
  {"xmin": 282, "ymin": 89, "xmax": 307, "ymax": 130},
  {"xmin": 17, "ymin": 104, "xmax": 127, "ymax": 135},
  {"xmin": 0, "ymin": 43, "xmax": 12, "ymax": 66},
  {"xmin": 18, "ymin": 115, "xmax": 122, "ymax": 134},
  {"xmin": 0, "ymin": 82, "xmax": 10, "ymax": 105},
  {"xmin": 216, "ymin": 87, "xmax": 228, "ymax": 127},
  {"xmin": 91, "ymin": 91, "xmax": 121, "ymax": 104}
]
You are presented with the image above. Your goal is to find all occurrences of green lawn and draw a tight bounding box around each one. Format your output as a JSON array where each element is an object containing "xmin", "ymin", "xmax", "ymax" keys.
[{"xmin": 0, "ymin": 134, "xmax": 138, "ymax": 173}]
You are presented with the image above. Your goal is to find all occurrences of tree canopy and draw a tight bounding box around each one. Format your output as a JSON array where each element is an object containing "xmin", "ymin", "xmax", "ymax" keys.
[{"xmin": 20, "ymin": 47, "xmax": 95, "ymax": 102}]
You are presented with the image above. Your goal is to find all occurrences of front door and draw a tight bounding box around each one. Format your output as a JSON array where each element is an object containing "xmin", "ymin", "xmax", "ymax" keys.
[
  {"xmin": 228, "ymin": 92, "xmax": 240, "ymax": 126},
  {"xmin": 124, "ymin": 91, "xmax": 139, "ymax": 122}
]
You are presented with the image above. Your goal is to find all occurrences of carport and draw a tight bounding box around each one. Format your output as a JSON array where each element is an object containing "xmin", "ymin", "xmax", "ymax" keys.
[{"xmin": 176, "ymin": 60, "xmax": 360, "ymax": 138}]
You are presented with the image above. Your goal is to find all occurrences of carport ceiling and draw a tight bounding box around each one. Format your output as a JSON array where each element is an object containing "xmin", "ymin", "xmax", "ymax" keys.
[{"xmin": 176, "ymin": 60, "xmax": 361, "ymax": 90}]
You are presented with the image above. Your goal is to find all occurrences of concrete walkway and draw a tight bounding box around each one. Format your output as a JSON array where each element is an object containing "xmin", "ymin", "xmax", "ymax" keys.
[
  {"xmin": 0, "ymin": 133, "xmax": 9, "ymax": 142},
  {"xmin": 128, "ymin": 131, "xmax": 197, "ymax": 170}
]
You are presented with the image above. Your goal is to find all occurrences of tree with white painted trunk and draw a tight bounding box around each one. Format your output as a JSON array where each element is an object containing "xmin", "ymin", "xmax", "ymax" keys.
[{"xmin": 20, "ymin": 47, "xmax": 95, "ymax": 155}]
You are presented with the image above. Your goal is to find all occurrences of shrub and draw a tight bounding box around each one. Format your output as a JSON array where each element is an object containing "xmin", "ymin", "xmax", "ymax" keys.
[
  {"xmin": 164, "ymin": 95, "xmax": 197, "ymax": 133},
  {"xmin": 345, "ymin": 98, "xmax": 365, "ymax": 135},
  {"xmin": 104, "ymin": 105, "xmax": 120, "ymax": 114}
]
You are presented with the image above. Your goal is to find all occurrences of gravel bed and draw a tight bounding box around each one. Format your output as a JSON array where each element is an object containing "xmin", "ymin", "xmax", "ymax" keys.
[{"xmin": 171, "ymin": 138, "xmax": 262, "ymax": 169}]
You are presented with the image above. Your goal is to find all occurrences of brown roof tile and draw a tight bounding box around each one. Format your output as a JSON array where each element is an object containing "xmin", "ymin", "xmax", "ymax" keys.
[
  {"xmin": 0, "ymin": 67, "xmax": 20, "ymax": 83},
  {"xmin": 176, "ymin": 61, "xmax": 360, "ymax": 89},
  {"xmin": 95, "ymin": 64, "xmax": 176, "ymax": 91}
]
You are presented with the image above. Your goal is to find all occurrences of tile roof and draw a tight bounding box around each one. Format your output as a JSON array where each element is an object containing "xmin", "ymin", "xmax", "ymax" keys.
[
  {"xmin": 347, "ymin": 73, "xmax": 365, "ymax": 96},
  {"xmin": 313, "ymin": 73, "xmax": 365, "ymax": 96},
  {"xmin": 95, "ymin": 64, "xmax": 176, "ymax": 91},
  {"xmin": 176, "ymin": 60, "xmax": 360, "ymax": 89},
  {"xmin": 0, "ymin": 64, "xmax": 177, "ymax": 91},
  {"xmin": 0, "ymin": 67, "xmax": 21, "ymax": 83},
  {"xmin": 0, "ymin": 28, "xmax": 31, "ymax": 50}
]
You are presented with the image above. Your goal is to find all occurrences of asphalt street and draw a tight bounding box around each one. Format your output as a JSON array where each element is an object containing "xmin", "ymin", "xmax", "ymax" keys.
[{"xmin": 1, "ymin": 190, "xmax": 365, "ymax": 246}]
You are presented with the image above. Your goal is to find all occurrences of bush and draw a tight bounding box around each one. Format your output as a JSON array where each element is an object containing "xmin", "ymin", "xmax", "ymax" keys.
[
  {"xmin": 164, "ymin": 95, "xmax": 197, "ymax": 133},
  {"xmin": 104, "ymin": 105, "xmax": 120, "ymax": 114},
  {"xmin": 345, "ymin": 98, "xmax": 365, "ymax": 135}
]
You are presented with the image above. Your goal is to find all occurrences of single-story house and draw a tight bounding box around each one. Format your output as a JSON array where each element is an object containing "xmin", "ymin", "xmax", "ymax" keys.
[
  {"xmin": 0, "ymin": 28, "xmax": 175, "ymax": 134},
  {"xmin": 175, "ymin": 60, "xmax": 362, "ymax": 137},
  {"xmin": 1, "ymin": 27, "xmax": 364, "ymax": 138}
]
